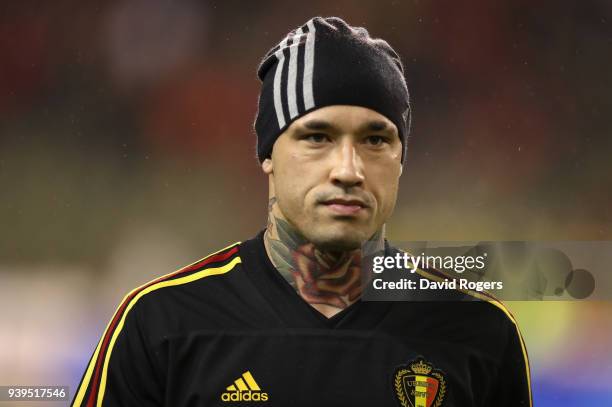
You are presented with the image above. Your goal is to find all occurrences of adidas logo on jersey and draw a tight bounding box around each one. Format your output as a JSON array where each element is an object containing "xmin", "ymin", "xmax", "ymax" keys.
[{"xmin": 221, "ymin": 371, "xmax": 269, "ymax": 402}]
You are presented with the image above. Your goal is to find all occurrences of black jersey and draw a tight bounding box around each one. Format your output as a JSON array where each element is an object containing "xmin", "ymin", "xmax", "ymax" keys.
[{"xmin": 72, "ymin": 230, "xmax": 531, "ymax": 407}]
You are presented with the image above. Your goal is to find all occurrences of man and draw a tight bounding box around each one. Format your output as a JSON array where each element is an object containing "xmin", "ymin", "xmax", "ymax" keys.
[{"xmin": 72, "ymin": 17, "xmax": 531, "ymax": 406}]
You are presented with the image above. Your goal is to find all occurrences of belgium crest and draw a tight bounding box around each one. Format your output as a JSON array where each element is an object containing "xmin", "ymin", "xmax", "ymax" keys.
[{"xmin": 393, "ymin": 357, "xmax": 447, "ymax": 407}]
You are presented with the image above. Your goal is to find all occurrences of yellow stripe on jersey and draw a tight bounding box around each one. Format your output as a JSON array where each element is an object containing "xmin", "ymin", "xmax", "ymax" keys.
[
  {"xmin": 72, "ymin": 241, "xmax": 241, "ymax": 407},
  {"xmin": 414, "ymin": 267, "xmax": 533, "ymax": 407},
  {"xmin": 97, "ymin": 256, "xmax": 242, "ymax": 406}
]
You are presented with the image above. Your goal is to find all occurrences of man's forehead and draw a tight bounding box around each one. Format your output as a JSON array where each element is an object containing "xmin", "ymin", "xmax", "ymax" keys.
[{"xmin": 289, "ymin": 105, "xmax": 398, "ymax": 134}]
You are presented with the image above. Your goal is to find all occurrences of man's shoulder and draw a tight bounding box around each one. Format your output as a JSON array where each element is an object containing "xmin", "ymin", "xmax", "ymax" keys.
[
  {"xmin": 386, "ymin": 245, "xmax": 520, "ymax": 329},
  {"xmin": 124, "ymin": 241, "xmax": 245, "ymax": 313}
]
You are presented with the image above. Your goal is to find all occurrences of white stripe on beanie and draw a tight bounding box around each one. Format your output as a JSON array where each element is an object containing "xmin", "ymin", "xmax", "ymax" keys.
[
  {"xmin": 272, "ymin": 37, "xmax": 288, "ymax": 128},
  {"xmin": 303, "ymin": 19, "xmax": 316, "ymax": 111},
  {"xmin": 287, "ymin": 27, "xmax": 304, "ymax": 119},
  {"xmin": 272, "ymin": 21, "xmax": 316, "ymax": 129}
]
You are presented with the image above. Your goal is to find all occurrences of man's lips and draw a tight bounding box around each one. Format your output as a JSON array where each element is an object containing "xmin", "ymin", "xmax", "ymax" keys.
[{"xmin": 321, "ymin": 198, "xmax": 369, "ymax": 215}]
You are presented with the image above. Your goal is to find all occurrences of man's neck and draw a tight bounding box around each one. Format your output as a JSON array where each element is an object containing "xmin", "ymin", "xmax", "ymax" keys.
[{"xmin": 263, "ymin": 197, "xmax": 384, "ymax": 318}]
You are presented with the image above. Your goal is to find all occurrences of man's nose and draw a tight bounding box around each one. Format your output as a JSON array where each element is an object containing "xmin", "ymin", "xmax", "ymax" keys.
[{"xmin": 329, "ymin": 140, "xmax": 365, "ymax": 188}]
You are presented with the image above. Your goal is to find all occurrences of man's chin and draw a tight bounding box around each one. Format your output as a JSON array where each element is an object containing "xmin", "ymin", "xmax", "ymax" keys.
[{"xmin": 307, "ymin": 227, "xmax": 369, "ymax": 252}]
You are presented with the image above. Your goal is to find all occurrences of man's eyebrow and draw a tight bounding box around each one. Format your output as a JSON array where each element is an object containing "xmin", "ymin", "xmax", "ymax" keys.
[
  {"xmin": 301, "ymin": 119, "xmax": 334, "ymax": 130},
  {"xmin": 364, "ymin": 120, "xmax": 390, "ymax": 132},
  {"xmin": 298, "ymin": 119, "xmax": 394, "ymax": 133}
]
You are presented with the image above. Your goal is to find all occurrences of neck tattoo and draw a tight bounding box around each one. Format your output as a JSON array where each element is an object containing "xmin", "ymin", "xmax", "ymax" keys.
[{"xmin": 264, "ymin": 197, "xmax": 384, "ymax": 314}]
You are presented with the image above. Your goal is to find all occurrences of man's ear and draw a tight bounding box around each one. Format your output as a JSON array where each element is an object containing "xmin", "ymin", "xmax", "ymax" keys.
[
  {"xmin": 262, "ymin": 158, "xmax": 273, "ymax": 174},
  {"xmin": 399, "ymin": 164, "xmax": 403, "ymax": 177}
]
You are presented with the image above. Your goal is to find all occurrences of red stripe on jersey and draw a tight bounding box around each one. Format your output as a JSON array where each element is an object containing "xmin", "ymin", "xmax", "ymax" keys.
[{"xmin": 85, "ymin": 244, "xmax": 239, "ymax": 407}]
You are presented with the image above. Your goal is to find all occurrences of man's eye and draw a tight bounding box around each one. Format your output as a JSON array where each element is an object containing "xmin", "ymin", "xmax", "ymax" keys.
[
  {"xmin": 365, "ymin": 135, "xmax": 388, "ymax": 146},
  {"xmin": 303, "ymin": 134, "xmax": 329, "ymax": 143}
]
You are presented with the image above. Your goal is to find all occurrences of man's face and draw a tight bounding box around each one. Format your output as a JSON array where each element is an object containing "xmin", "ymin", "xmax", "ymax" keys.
[{"xmin": 263, "ymin": 105, "xmax": 403, "ymax": 251}]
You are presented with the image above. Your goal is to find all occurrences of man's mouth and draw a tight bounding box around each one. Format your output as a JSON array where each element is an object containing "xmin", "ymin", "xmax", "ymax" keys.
[{"xmin": 321, "ymin": 198, "xmax": 368, "ymax": 215}]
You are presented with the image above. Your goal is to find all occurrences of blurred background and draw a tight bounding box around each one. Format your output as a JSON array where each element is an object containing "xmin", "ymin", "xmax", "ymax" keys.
[{"xmin": 1, "ymin": 0, "xmax": 611, "ymax": 405}]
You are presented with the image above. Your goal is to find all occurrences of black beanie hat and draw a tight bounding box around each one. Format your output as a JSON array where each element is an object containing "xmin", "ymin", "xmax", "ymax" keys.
[{"xmin": 254, "ymin": 16, "xmax": 411, "ymax": 164}]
